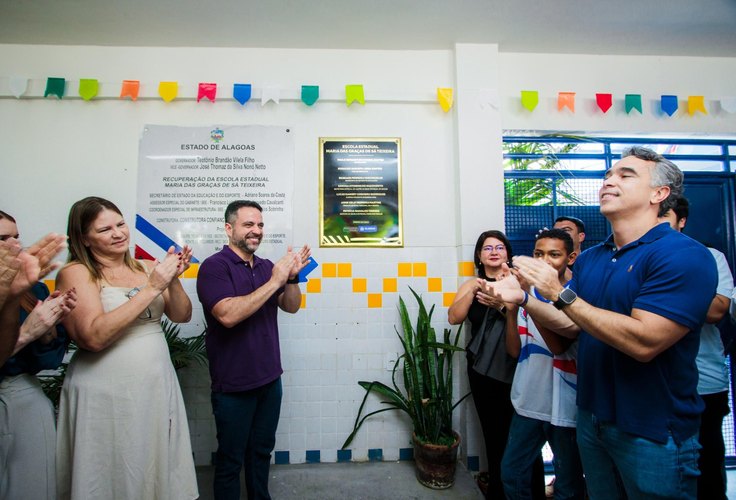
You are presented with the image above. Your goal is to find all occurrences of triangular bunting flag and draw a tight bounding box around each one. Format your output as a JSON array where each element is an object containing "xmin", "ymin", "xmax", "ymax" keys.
[
  {"xmin": 197, "ymin": 82, "xmax": 217, "ymax": 103},
  {"xmin": 558, "ymin": 92, "xmax": 575, "ymax": 112},
  {"xmin": 520, "ymin": 90, "xmax": 538, "ymax": 112},
  {"xmin": 721, "ymin": 97, "xmax": 736, "ymax": 114},
  {"xmin": 261, "ymin": 87, "xmax": 280, "ymax": 106},
  {"xmin": 688, "ymin": 96, "xmax": 707, "ymax": 115},
  {"xmin": 78, "ymin": 79, "xmax": 98, "ymax": 101},
  {"xmin": 9, "ymin": 77, "xmax": 28, "ymax": 98},
  {"xmin": 661, "ymin": 95, "xmax": 678, "ymax": 117},
  {"xmin": 478, "ymin": 89, "xmax": 498, "ymax": 109},
  {"xmin": 437, "ymin": 88, "xmax": 453, "ymax": 112},
  {"xmin": 301, "ymin": 85, "xmax": 319, "ymax": 106},
  {"xmin": 345, "ymin": 84, "xmax": 365, "ymax": 106},
  {"xmin": 596, "ymin": 93, "xmax": 613, "ymax": 113},
  {"xmin": 233, "ymin": 83, "xmax": 251, "ymax": 105},
  {"xmin": 158, "ymin": 82, "xmax": 178, "ymax": 102},
  {"xmin": 625, "ymin": 94, "xmax": 642, "ymax": 114},
  {"xmin": 44, "ymin": 77, "xmax": 65, "ymax": 99},
  {"xmin": 120, "ymin": 80, "xmax": 140, "ymax": 100}
]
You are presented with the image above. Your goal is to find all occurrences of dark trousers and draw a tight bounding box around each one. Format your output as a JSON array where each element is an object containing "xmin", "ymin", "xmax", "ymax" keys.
[
  {"xmin": 211, "ymin": 377, "xmax": 283, "ymax": 500},
  {"xmin": 698, "ymin": 390, "xmax": 730, "ymax": 500},
  {"xmin": 468, "ymin": 363, "xmax": 545, "ymax": 500}
]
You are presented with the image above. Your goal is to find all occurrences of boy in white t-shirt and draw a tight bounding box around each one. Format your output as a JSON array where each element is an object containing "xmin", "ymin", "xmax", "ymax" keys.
[{"xmin": 501, "ymin": 229, "xmax": 585, "ymax": 500}]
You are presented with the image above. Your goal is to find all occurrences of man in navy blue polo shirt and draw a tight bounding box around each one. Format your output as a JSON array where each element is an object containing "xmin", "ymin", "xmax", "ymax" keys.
[
  {"xmin": 485, "ymin": 147, "xmax": 718, "ymax": 499},
  {"xmin": 197, "ymin": 200, "xmax": 311, "ymax": 500}
]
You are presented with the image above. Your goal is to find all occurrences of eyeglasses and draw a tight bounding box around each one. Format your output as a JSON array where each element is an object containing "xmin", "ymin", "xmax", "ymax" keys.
[
  {"xmin": 126, "ymin": 287, "xmax": 152, "ymax": 320},
  {"xmin": 482, "ymin": 245, "xmax": 506, "ymax": 253}
]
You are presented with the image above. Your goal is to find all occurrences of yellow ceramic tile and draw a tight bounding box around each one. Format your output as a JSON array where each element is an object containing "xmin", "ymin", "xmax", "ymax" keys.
[
  {"xmin": 353, "ymin": 278, "xmax": 367, "ymax": 293},
  {"xmin": 367, "ymin": 293, "xmax": 383, "ymax": 308},
  {"xmin": 182, "ymin": 263, "xmax": 199, "ymax": 278},
  {"xmin": 443, "ymin": 292, "xmax": 456, "ymax": 307},
  {"xmin": 459, "ymin": 261, "xmax": 475, "ymax": 277},
  {"xmin": 323, "ymin": 263, "xmax": 337, "ymax": 278},
  {"xmin": 337, "ymin": 263, "xmax": 352, "ymax": 277},
  {"xmin": 397, "ymin": 262, "xmax": 412, "ymax": 277},
  {"xmin": 383, "ymin": 278, "xmax": 398, "ymax": 293},
  {"xmin": 427, "ymin": 277, "xmax": 442, "ymax": 292},
  {"xmin": 44, "ymin": 279, "xmax": 56, "ymax": 292},
  {"xmin": 413, "ymin": 262, "xmax": 427, "ymax": 277},
  {"xmin": 300, "ymin": 295, "xmax": 307, "ymax": 309},
  {"xmin": 306, "ymin": 278, "xmax": 322, "ymax": 293}
]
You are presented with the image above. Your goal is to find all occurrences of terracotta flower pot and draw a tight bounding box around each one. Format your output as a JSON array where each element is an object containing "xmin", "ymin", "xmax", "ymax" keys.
[{"xmin": 412, "ymin": 431, "xmax": 461, "ymax": 489}]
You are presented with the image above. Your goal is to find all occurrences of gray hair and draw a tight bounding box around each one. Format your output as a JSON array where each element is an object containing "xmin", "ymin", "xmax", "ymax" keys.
[{"xmin": 621, "ymin": 146, "xmax": 683, "ymax": 217}]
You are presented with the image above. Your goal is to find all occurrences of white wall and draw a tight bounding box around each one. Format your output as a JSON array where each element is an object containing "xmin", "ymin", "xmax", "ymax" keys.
[
  {"xmin": 0, "ymin": 43, "xmax": 499, "ymax": 466},
  {"xmin": 3, "ymin": 43, "xmax": 734, "ymax": 470},
  {"xmin": 499, "ymin": 52, "xmax": 736, "ymax": 134}
]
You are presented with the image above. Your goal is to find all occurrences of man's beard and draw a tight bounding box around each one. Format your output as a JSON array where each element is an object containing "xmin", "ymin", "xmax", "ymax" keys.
[{"xmin": 234, "ymin": 233, "xmax": 260, "ymax": 254}]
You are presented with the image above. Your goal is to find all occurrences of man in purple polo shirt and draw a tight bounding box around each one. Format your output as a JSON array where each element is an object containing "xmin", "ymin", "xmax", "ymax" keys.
[{"xmin": 196, "ymin": 200, "xmax": 310, "ymax": 500}]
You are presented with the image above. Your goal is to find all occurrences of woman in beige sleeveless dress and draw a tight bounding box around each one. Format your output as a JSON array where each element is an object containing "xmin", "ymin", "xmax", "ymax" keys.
[{"xmin": 55, "ymin": 197, "xmax": 198, "ymax": 500}]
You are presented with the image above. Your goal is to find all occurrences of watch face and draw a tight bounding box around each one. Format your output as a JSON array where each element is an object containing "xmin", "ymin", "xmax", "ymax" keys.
[{"xmin": 560, "ymin": 288, "xmax": 576, "ymax": 304}]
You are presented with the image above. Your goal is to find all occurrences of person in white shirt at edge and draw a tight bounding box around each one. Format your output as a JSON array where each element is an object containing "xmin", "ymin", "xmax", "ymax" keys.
[{"xmin": 659, "ymin": 195, "xmax": 733, "ymax": 500}]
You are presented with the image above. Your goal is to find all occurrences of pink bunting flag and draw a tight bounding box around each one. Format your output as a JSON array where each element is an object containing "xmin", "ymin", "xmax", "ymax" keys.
[{"xmin": 197, "ymin": 83, "xmax": 217, "ymax": 103}]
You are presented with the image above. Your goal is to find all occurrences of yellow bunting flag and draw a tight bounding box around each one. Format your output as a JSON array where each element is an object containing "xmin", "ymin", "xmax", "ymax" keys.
[
  {"xmin": 558, "ymin": 92, "xmax": 575, "ymax": 112},
  {"xmin": 78, "ymin": 79, "xmax": 99, "ymax": 101},
  {"xmin": 688, "ymin": 96, "xmax": 707, "ymax": 115},
  {"xmin": 158, "ymin": 81, "xmax": 178, "ymax": 103},
  {"xmin": 345, "ymin": 84, "xmax": 365, "ymax": 106},
  {"xmin": 520, "ymin": 90, "xmax": 538, "ymax": 112},
  {"xmin": 437, "ymin": 88, "xmax": 453, "ymax": 112},
  {"xmin": 120, "ymin": 80, "xmax": 140, "ymax": 100}
]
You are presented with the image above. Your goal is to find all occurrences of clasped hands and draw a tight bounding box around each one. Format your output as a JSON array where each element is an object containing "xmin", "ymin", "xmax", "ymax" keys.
[
  {"xmin": 273, "ymin": 244, "xmax": 312, "ymax": 285},
  {"xmin": 477, "ymin": 256, "xmax": 564, "ymax": 307},
  {"xmin": 0, "ymin": 233, "xmax": 67, "ymax": 309},
  {"xmin": 147, "ymin": 245, "xmax": 193, "ymax": 292}
]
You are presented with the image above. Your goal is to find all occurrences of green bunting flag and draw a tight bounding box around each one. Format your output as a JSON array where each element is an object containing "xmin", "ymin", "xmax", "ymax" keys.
[
  {"xmin": 44, "ymin": 77, "xmax": 65, "ymax": 99},
  {"xmin": 78, "ymin": 79, "xmax": 99, "ymax": 101},
  {"xmin": 301, "ymin": 85, "xmax": 319, "ymax": 106}
]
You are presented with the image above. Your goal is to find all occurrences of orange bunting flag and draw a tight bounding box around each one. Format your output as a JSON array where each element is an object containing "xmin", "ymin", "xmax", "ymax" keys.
[
  {"xmin": 120, "ymin": 80, "xmax": 140, "ymax": 100},
  {"xmin": 158, "ymin": 81, "xmax": 178, "ymax": 103},
  {"xmin": 520, "ymin": 90, "xmax": 538, "ymax": 112},
  {"xmin": 688, "ymin": 96, "xmax": 707, "ymax": 115},
  {"xmin": 197, "ymin": 83, "xmax": 217, "ymax": 103},
  {"xmin": 558, "ymin": 92, "xmax": 575, "ymax": 112},
  {"xmin": 596, "ymin": 93, "xmax": 613, "ymax": 113},
  {"xmin": 437, "ymin": 88, "xmax": 453, "ymax": 112}
]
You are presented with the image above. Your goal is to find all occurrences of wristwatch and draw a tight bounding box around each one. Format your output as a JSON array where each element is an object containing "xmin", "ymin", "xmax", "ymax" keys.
[{"xmin": 553, "ymin": 288, "xmax": 577, "ymax": 310}]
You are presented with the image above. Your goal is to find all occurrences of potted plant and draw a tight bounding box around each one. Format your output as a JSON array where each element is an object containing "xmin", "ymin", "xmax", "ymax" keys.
[{"xmin": 341, "ymin": 287, "xmax": 469, "ymax": 489}]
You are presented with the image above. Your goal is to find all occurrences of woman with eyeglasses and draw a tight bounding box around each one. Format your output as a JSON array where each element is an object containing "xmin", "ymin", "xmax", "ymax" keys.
[
  {"xmin": 54, "ymin": 197, "xmax": 198, "ymax": 500},
  {"xmin": 448, "ymin": 230, "xmax": 545, "ymax": 500}
]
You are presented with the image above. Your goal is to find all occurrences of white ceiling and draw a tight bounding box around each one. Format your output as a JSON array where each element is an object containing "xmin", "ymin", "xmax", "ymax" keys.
[{"xmin": 1, "ymin": 0, "xmax": 735, "ymax": 57}]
